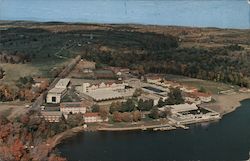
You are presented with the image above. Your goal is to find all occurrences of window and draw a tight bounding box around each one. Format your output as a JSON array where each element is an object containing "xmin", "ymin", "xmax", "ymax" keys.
[{"xmin": 52, "ymin": 97, "xmax": 56, "ymax": 102}]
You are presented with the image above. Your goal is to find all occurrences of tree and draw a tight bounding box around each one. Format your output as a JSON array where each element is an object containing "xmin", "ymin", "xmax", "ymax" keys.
[
  {"xmin": 198, "ymin": 86, "xmax": 206, "ymax": 93},
  {"xmin": 99, "ymin": 108, "xmax": 109, "ymax": 120},
  {"xmin": 0, "ymin": 67, "xmax": 4, "ymax": 79},
  {"xmin": 121, "ymin": 112, "xmax": 133, "ymax": 122},
  {"xmin": 144, "ymin": 100, "xmax": 154, "ymax": 111},
  {"xmin": 91, "ymin": 104, "xmax": 100, "ymax": 112},
  {"xmin": 165, "ymin": 88, "xmax": 184, "ymax": 105},
  {"xmin": 67, "ymin": 113, "xmax": 83, "ymax": 128},
  {"xmin": 137, "ymin": 99, "xmax": 153, "ymax": 111},
  {"xmin": 158, "ymin": 98, "xmax": 165, "ymax": 107},
  {"xmin": 17, "ymin": 76, "xmax": 34, "ymax": 89},
  {"xmin": 132, "ymin": 110, "xmax": 142, "ymax": 122},
  {"xmin": 120, "ymin": 99, "xmax": 136, "ymax": 112},
  {"xmin": 109, "ymin": 102, "xmax": 121, "ymax": 114},
  {"xmin": 159, "ymin": 108, "xmax": 172, "ymax": 118},
  {"xmin": 172, "ymin": 88, "xmax": 184, "ymax": 104},
  {"xmin": 133, "ymin": 88, "xmax": 142, "ymax": 97},
  {"xmin": 10, "ymin": 139, "xmax": 25, "ymax": 161},
  {"xmin": 149, "ymin": 107, "xmax": 159, "ymax": 119},
  {"xmin": 137, "ymin": 99, "xmax": 144, "ymax": 111},
  {"xmin": 113, "ymin": 112, "xmax": 122, "ymax": 122}
]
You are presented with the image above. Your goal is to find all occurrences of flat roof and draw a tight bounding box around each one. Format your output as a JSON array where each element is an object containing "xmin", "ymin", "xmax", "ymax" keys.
[
  {"xmin": 48, "ymin": 87, "xmax": 66, "ymax": 94},
  {"xmin": 84, "ymin": 112, "xmax": 100, "ymax": 117},
  {"xmin": 41, "ymin": 111, "xmax": 62, "ymax": 116},
  {"xmin": 55, "ymin": 78, "xmax": 70, "ymax": 88},
  {"xmin": 139, "ymin": 93, "xmax": 161, "ymax": 100},
  {"xmin": 61, "ymin": 101, "xmax": 92, "ymax": 108},
  {"xmin": 86, "ymin": 90, "xmax": 123, "ymax": 101},
  {"xmin": 167, "ymin": 103, "xmax": 198, "ymax": 112}
]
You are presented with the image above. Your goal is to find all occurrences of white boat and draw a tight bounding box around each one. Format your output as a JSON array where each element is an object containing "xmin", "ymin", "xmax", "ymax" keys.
[{"xmin": 248, "ymin": 0, "xmax": 250, "ymax": 4}]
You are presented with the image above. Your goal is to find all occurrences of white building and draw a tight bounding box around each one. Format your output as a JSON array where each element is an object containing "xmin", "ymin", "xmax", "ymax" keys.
[
  {"xmin": 83, "ymin": 112, "xmax": 107, "ymax": 123},
  {"xmin": 46, "ymin": 88, "xmax": 67, "ymax": 104},
  {"xmin": 81, "ymin": 82, "xmax": 134, "ymax": 102},
  {"xmin": 55, "ymin": 78, "xmax": 70, "ymax": 89},
  {"xmin": 138, "ymin": 93, "xmax": 167, "ymax": 106},
  {"xmin": 86, "ymin": 90, "xmax": 123, "ymax": 102},
  {"xmin": 60, "ymin": 101, "xmax": 93, "ymax": 118},
  {"xmin": 165, "ymin": 103, "xmax": 198, "ymax": 114},
  {"xmin": 168, "ymin": 107, "xmax": 220, "ymax": 125},
  {"xmin": 41, "ymin": 111, "xmax": 62, "ymax": 122},
  {"xmin": 82, "ymin": 82, "xmax": 127, "ymax": 93},
  {"xmin": 46, "ymin": 78, "xmax": 70, "ymax": 104}
]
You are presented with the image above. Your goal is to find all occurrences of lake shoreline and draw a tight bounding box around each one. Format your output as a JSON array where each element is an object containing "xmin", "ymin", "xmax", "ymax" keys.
[
  {"xmin": 202, "ymin": 92, "xmax": 250, "ymax": 116},
  {"xmin": 51, "ymin": 92, "xmax": 250, "ymax": 151}
]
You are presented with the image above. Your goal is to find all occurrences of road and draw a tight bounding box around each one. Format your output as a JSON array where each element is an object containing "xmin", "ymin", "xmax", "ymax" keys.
[{"xmin": 30, "ymin": 55, "xmax": 81, "ymax": 111}]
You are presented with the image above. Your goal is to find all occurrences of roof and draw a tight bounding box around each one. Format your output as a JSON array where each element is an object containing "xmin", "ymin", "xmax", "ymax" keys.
[
  {"xmin": 139, "ymin": 93, "xmax": 161, "ymax": 101},
  {"xmin": 167, "ymin": 103, "xmax": 198, "ymax": 113},
  {"xmin": 95, "ymin": 70, "xmax": 113, "ymax": 74},
  {"xmin": 84, "ymin": 112, "xmax": 100, "ymax": 117},
  {"xmin": 48, "ymin": 87, "xmax": 66, "ymax": 94},
  {"xmin": 86, "ymin": 90, "xmax": 123, "ymax": 101},
  {"xmin": 41, "ymin": 111, "xmax": 62, "ymax": 116},
  {"xmin": 61, "ymin": 102, "xmax": 83, "ymax": 108},
  {"xmin": 60, "ymin": 101, "xmax": 92, "ymax": 108},
  {"xmin": 55, "ymin": 78, "xmax": 70, "ymax": 88}
]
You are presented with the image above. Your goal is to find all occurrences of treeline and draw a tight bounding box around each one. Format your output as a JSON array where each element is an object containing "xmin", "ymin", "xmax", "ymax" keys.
[
  {"xmin": 0, "ymin": 67, "xmax": 4, "ymax": 79},
  {"xmin": 0, "ymin": 51, "xmax": 31, "ymax": 64},
  {"xmin": 0, "ymin": 76, "xmax": 49, "ymax": 102},
  {"xmin": 81, "ymin": 43, "xmax": 250, "ymax": 87},
  {"xmin": 1, "ymin": 26, "xmax": 249, "ymax": 87}
]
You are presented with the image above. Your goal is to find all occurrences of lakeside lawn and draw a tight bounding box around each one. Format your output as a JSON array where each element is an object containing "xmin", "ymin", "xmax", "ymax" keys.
[{"xmin": 166, "ymin": 74, "xmax": 239, "ymax": 94}]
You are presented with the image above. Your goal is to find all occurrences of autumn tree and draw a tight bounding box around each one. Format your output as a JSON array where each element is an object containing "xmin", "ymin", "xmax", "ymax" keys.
[
  {"xmin": 109, "ymin": 101, "xmax": 122, "ymax": 114},
  {"xmin": 132, "ymin": 110, "xmax": 142, "ymax": 122},
  {"xmin": 113, "ymin": 112, "xmax": 122, "ymax": 122}
]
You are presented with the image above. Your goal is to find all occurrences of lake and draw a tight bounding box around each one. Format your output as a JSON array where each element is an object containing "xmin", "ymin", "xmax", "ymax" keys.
[
  {"xmin": 58, "ymin": 99, "xmax": 250, "ymax": 161},
  {"xmin": 0, "ymin": 0, "xmax": 250, "ymax": 29}
]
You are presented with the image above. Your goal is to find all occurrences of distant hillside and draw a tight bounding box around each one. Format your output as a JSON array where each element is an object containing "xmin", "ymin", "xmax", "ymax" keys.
[{"xmin": 0, "ymin": 22, "xmax": 250, "ymax": 87}]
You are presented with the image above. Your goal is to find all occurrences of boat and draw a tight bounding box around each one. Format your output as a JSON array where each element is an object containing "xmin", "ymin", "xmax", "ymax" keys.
[{"xmin": 248, "ymin": 0, "xmax": 250, "ymax": 4}]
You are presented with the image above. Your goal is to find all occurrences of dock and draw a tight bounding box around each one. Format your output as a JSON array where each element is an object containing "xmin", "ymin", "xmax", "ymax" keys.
[
  {"xmin": 175, "ymin": 124, "xmax": 189, "ymax": 130},
  {"xmin": 153, "ymin": 126, "xmax": 176, "ymax": 131}
]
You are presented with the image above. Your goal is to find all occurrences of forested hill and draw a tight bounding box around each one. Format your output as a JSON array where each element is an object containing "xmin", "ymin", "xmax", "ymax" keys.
[{"xmin": 0, "ymin": 22, "xmax": 250, "ymax": 87}]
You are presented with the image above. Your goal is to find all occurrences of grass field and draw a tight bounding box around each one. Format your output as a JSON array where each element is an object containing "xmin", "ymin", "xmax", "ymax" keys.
[
  {"xmin": 0, "ymin": 57, "xmax": 71, "ymax": 85},
  {"xmin": 0, "ymin": 63, "xmax": 40, "ymax": 85},
  {"xmin": 166, "ymin": 74, "xmax": 238, "ymax": 94}
]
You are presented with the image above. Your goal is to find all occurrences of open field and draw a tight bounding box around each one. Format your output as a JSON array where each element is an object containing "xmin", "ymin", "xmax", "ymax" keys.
[
  {"xmin": 0, "ymin": 59, "xmax": 71, "ymax": 85},
  {"xmin": 0, "ymin": 63, "xmax": 40, "ymax": 85},
  {"xmin": 166, "ymin": 74, "xmax": 238, "ymax": 94},
  {"xmin": 0, "ymin": 102, "xmax": 29, "ymax": 119},
  {"xmin": 201, "ymin": 92, "xmax": 250, "ymax": 116}
]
